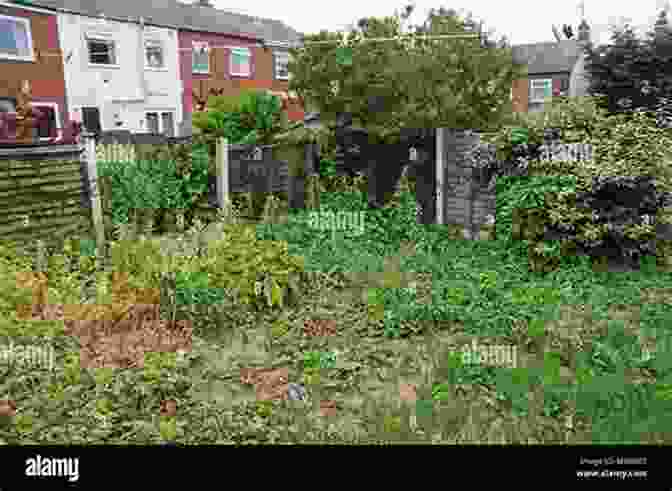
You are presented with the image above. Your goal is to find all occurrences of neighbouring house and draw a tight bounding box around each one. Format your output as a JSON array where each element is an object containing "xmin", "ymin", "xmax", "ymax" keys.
[
  {"xmin": 510, "ymin": 19, "xmax": 592, "ymax": 113},
  {"xmin": 27, "ymin": 0, "xmax": 303, "ymax": 137},
  {"xmin": 171, "ymin": 0, "xmax": 303, "ymax": 136},
  {"xmin": 27, "ymin": 0, "xmax": 185, "ymax": 137},
  {"xmin": 0, "ymin": 1, "xmax": 71, "ymax": 141}
]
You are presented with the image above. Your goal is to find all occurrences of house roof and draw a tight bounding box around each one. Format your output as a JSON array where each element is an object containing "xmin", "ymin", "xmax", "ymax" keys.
[
  {"xmin": 511, "ymin": 40, "xmax": 585, "ymax": 75},
  {"xmin": 22, "ymin": 0, "xmax": 301, "ymax": 43}
]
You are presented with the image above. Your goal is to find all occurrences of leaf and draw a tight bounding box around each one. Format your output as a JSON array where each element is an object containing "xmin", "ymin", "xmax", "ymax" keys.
[
  {"xmin": 335, "ymin": 46, "xmax": 353, "ymax": 66},
  {"xmin": 159, "ymin": 419, "xmax": 177, "ymax": 441}
]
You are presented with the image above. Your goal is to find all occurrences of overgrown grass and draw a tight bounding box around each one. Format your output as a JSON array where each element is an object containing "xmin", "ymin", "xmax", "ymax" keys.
[{"xmin": 2, "ymin": 176, "xmax": 672, "ymax": 444}]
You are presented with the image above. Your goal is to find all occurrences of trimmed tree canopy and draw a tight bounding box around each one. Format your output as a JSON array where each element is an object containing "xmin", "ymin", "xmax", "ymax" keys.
[{"xmin": 287, "ymin": 6, "xmax": 526, "ymax": 139}]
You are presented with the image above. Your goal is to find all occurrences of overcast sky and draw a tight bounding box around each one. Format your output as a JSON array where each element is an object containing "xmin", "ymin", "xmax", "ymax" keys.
[{"xmin": 195, "ymin": 0, "xmax": 671, "ymax": 46}]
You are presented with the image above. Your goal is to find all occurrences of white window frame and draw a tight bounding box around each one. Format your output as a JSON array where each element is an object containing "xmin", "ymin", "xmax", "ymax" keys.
[
  {"xmin": 192, "ymin": 41, "xmax": 209, "ymax": 74},
  {"xmin": 229, "ymin": 47, "xmax": 251, "ymax": 77},
  {"xmin": 145, "ymin": 111, "xmax": 175, "ymax": 136},
  {"xmin": 0, "ymin": 14, "xmax": 34, "ymax": 62},
  {"xmin": 529, "ymin": 78, "xmax": 552, "ymax": 103},
  {"xmin": 274, "ymin": 51, "xmax": 290, "ymax": 80},
  {"xmin": 144, "ymin": 38, "xmax": 165, "ymax": 70},
  {"xmin": 86, "ymin": 35, "xmax": 118, "ymax": 67},
  {"xmin": 30, "ymin": 102, "xmax": 62, "ymax": 142}
]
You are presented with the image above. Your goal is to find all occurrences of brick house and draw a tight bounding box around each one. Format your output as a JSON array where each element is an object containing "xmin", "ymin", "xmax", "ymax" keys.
[
  {"xmin": 172, "ymin": 0, "xmax": 303, "ymax": 136},
  {"xmin": 510, "ymin": 19, "xmax": 592, "ymax": 113},
  {"xmin": 0, "ymin": 1, "xmax": 70, "ymax": 141},
  {"xmin": 24, "ymin": 0, "xmax": 303, "ymax": 137}
]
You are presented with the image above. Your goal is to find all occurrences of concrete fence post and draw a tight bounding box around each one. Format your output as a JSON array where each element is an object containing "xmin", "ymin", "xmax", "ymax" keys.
[
  {"xmin": 436, "ymin": 127, "xmax": 445, "ymax": 225},
  {"xmin": 83, "ymin": 133, "xmax": 106, "ymax": 258}
]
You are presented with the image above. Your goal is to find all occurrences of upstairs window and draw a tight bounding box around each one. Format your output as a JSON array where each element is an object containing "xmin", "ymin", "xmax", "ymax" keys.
[
  {"xmin": 145, "ymin": 39, "xmax": 164, "ymax": 69},
  {"xmin": 230, "ymin": 47, "xmax": 251, "ymax": 76},
  {"xmin": 87, "ymin": 37, "xmax": 117, "ymax": 65},
  {"xmin": 192, "ymin": 42, "xmax": 209, "ymax": 73},
  {"xmin": 0, "ymin": 14, "xmax": 33, "ymax": 61}
]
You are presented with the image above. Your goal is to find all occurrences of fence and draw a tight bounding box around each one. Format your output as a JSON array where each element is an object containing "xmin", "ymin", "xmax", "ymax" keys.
[
  {"xmin": 1, "ymin": 131, "xmax": 319, "ymax": 259},
  {"xmin": 93, "ymin": 134, "xmax": 320, "ymax": 233},
  {"xmin": 432, "ymin": 128, "xmax": 594, "ymax": 240},
  {"xmin": 94, "ymin": 131, "xmax": 192, "ymax": 164},
  {"xmin": 215, "ymin": 138, "xmax": 318, "ymax": 213},
  {"xmin": 0, "ymin": 134, "xmax": 105, "ymax": 255}
]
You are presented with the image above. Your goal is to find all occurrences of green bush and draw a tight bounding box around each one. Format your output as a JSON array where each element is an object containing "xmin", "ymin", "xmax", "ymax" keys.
[
  {"xmin": 483, "ymin": 95, "xmax": 672, "ymax": 270},
  {"xmin": 108, "ymin": 217, "xmax": 307, "ymax": 313},
  {"xmin": 192, "ymin": 89, "xmax": 287, "ymax": 146},
  {"xmin": 97, "ymin": 147, "xmax": 210, "ymax": 233}
]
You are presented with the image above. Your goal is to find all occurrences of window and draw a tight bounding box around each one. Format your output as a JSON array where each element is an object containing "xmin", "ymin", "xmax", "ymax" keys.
[
  {"xmin": 230, "ymin": 47, "xmax": 251, "ymax": 76},
  {"xmin": 31, "ymin": 103, "xmax": 60, "ymax": 140},
  {"xmin": 0, "ymin": 97, "xmax": 17, "ymax": 113},
  {"xmin": 161, "ymin": 112, "xmax": 174, "ymax": 137},
  {"xmin": 145, "ymin": 111, "xmax": 174, "ymax": 136},
  {"xmin": 87, "ymin": 38, "xmax": 116, "ymax": 65},
  {"xmin": 274, "ymin": 51, "xmax": 290, "ymax": 80},
  {"xmin": 192, "ymin": 42, "xmax": 209, "ymax": 73},
  {"xmin": 144, "ymin": 39, "xmax": 164, "ymax": 69},
  {"xmin": 559, "ymin": 77, "xmax": 569, "ymax": 95},
  {"xmin": 146, "ymin": 112, "xmax": 159, "ymax": 133},
  {"xmin": 529, "ymin": 79, "xmax": 552, "ymax": 103},
  {"xmin": 81, "ymin": 107, "xmax": 101, "ymax": 135},
  {"xmin": 0, "ymin": 14, "xmax": 33, "ymax": 61}
]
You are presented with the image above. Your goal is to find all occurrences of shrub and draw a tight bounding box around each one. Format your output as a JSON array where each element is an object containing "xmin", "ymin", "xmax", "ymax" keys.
[
  {"xmin": 192, "ymin": 89, "xmax": 288, "ymax": 147},
  {"xmin": 479, "ymin": 95, "xmax": 672, "ymax": 270},
  {"xmin": 108, "ymin": 210, "xmax": 307, "ymax": 314}
]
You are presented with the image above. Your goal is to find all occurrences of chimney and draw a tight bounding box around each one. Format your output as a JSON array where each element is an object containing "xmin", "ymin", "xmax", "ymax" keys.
[{"xmin": 577, "ymin": 18, "xmax": 590, "ymax": 44}]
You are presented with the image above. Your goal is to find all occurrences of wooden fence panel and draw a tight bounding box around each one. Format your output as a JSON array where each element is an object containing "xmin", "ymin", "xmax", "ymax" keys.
[{"xmin": 0, "ymin": 133, "xmax": 104, "ymax": 255}]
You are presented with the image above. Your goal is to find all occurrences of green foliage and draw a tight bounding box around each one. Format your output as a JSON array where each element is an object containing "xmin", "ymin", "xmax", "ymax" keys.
[
  {"xmin": 495, "ymin": 174, "xmax": 579, "ymax": 242},
  {"xmin": 480, "ymin": 95, "xmax": 609, "ymax": 167},
  {"xmin": 482, "ymin": 94, "xmax": 672, "ymax": 270},
  {"xmin": 3, "ymin": 179, "xmax": 672, "ymax": 444},
  {"xmin": 108, "ymin": 220, "xmax": 306, "ymax": 313},
  {"xmin": 192, "ymin": 89, "xmax": 287, "ymax": 146},
  {"xmin": 97, "ymin": 149, "xmax": 210, "ymax": 230},
  {"xmin": 582, "ymin": 13, "xmax": 672, "ymax": 120},
  {"xmin": 289, "ymin": 5, "xmax": 524, "ymax": 136}
]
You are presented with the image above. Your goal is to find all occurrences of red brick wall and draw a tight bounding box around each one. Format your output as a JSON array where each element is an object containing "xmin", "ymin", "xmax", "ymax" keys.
[
  {"xmin": 0, "ymin": 6, "xmax": 69, "ymax": 131},
  {"xmin": 511, "ymin": 78, "xmax": 529, "ymax": 113},
  {"xmin": 182, "ymin": 33, "xmax": 305, "ymax": 125},
  {"xmin": 510, "ymin": 75, "xmax": 570, "ymax": 113}
]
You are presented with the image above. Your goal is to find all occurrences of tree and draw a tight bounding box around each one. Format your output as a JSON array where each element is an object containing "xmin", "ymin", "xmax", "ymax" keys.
[
  {"xmin": 287, "ymin": 6, "xmax": 525, "ymax": 137},
  {"xmin": 582, "ymin": 9, "xmax": 672, "ymax": 122},
  {"xmin": 562, "ymin": 24, "xmax": 574, "ymax": 40}
]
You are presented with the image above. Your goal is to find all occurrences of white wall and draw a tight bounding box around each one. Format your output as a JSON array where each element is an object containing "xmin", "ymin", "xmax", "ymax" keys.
[{"xmin": 57, "ymin": 13, "xmax": 182, "ymax": 135}]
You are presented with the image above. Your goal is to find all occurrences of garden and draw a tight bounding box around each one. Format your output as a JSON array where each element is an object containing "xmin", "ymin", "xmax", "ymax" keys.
[{"xmin": 1, "ymin": 6, "xmax": 672, "ymax": 444}]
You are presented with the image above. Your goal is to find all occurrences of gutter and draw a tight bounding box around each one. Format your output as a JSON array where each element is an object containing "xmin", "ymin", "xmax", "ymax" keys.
[
  {"xmin": 262, "ymin": 40, "xmax": 301, "ymax": 49},
  {"xmin": 0, "ymin": 1, "xmax": 57, "ymax": 15},
  {"xmin": 137, "ymin": 15, "xmax": 147, "ymax": 102},
  {"xmin": 3, "ymin": 1, "xmax": 265, "ymax": 42}
]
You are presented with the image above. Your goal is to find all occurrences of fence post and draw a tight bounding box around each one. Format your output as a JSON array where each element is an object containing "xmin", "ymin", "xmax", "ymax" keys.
[
  {"xmin": 216, "ymin": 137, "xmax": 229, "ymax": 210},
  {"xmin": 83, "ymin": 133, "xmax": 106, "ymax": 258},
  {"xmin": 436, "ymin": 127, "xmax": 445, "ymax": 225}
]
